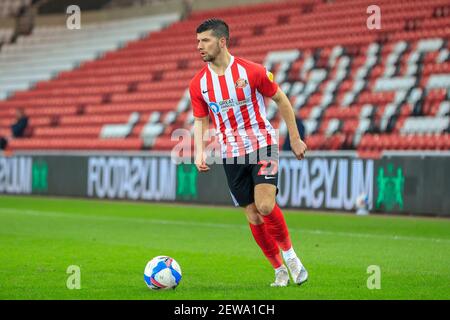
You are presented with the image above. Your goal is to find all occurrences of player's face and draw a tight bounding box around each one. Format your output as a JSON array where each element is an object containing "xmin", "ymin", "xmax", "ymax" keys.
[{"xmin": 196, "ymin": 30, "xmax": 222, "ymax": 62}]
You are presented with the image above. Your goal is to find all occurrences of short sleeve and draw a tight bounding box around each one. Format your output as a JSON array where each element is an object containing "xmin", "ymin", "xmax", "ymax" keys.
[
  {"xmin": 189, "ymin": 82, "xmax": 209, "ymax": 118},
  {"xmin": 256, "ymin": 66, "xmax": 278, "ymax": 97}
]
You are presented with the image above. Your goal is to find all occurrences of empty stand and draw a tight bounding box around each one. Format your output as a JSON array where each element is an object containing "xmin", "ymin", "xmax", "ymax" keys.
[
  {"xmin": 0, "ymin": 13, "xmax": 179, "ymax": 100},
  {"xmin": 0, "ymin": 0, "xmax": 449, "ymax": 153},
  {"xmin": 0, "ymin": 28, "xmax": 14, "ymax": 46}
]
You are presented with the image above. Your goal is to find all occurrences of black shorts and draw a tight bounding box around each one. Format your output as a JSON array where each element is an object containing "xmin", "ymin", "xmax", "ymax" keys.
[{"xmin": 222, "ymin": 145, "xmax": 279, "ymax": 207}]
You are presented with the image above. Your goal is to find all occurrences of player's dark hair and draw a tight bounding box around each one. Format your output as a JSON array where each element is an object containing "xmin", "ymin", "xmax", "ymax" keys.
[{"xmin": 196, "ymin": 18, "xmax": 229, "ymax": 46}]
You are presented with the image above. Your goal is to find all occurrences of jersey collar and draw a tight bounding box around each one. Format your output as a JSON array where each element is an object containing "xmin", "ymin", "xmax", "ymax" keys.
[{"xmin": 208, "ymin": 55, "xmax": 234, "ymax": 76}]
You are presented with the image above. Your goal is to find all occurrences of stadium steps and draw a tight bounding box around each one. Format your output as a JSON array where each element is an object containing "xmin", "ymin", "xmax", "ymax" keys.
[
  {"xmin": 0, "ymin": 13, "xmax": 179, "ymax": 100},
  {"xmin": 0, "ymin": 0, "xmax": 449, "ymax": 152}
]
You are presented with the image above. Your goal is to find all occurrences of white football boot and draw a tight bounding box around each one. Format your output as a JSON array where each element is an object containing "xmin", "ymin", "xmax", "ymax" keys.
[
  {"xmin": 286, "ymin": 257, "xmax": 308, "ymax": 285},
  {"xmin": 270, "ymin": 265, "xmax": 290, "ymax": 287}
]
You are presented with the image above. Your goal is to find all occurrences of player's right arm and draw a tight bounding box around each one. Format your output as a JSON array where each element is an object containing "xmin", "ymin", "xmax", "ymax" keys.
[
  {"xmin": 194, "ymin": 116, "xmax": 210, "ymax": 172},
  {"xmin": 189, "ymin": 79, "xmax": 210, "ymax": 172}
]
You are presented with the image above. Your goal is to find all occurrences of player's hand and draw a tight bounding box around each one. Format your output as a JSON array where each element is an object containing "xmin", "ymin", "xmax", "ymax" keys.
[
  {"xmin": 195, "ymin": 153, "xmax": 210, "ymax": 172},
  {"xmin": 290, "ymin": 137, "xmax": 307, "ymax": 160}
]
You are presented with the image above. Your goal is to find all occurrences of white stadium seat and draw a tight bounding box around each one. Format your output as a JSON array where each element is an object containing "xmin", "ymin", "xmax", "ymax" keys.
[
  {"xmin": 437, "ymin": 102, "xmax": 450, "ymax": 117},
  {"xmin": 401, "ymin": 117, "xmax": 449, "ymax": 135},
  {"xmin": 100, "ymin": 112, "xmax": 140, "ymax": 139},
  {"xmin": 427, "ymin": 74, "xmax": 450, "ymax": 90}
]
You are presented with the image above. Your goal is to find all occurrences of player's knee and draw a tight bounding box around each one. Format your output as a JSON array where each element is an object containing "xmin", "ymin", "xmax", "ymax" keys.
[
  {"xmin": 255, "ymin": 200, "xmax": 275, "ymax": 216},
  {"xmin": 245, "ymin": 205, "xmax": 263, "ymax": 224},
  {"xmin": 246, "ymin": 211, "xmax": 263, "ymax": 224}
]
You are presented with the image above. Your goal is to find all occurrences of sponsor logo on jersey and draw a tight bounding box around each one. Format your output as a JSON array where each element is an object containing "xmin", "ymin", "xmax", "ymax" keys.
[
  {"xmin": 219, "ymin": 99, "xmax": 234, "ymax": 113},
  {"xmin": 209, "ymin": 97, "xmax": 252, "ymax": 114},
  {"xmin": 235, "ymin": 96, "xmax": 252, "ymax": 107},
  {"xmin": 208, "ymin": 102, "xmax": 220, "ymax": 114},
  {"xmin": 235, "ymin": 78, "xmax": 248, "ymax": 89},
  {"xmin": 266, "ymin": 71, "xmax": 274, "ymax": 82}
]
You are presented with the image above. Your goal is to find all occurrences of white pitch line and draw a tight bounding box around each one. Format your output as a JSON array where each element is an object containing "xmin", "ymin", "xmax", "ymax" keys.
[{"xmin": 0, "ymin": 207, "xmax": 449, "ymax": 244}]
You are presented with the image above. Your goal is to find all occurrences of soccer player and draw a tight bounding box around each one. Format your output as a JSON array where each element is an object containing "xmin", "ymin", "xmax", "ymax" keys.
[{"xmin": 189, "ymin": 19, "xmax": 308, "ymax": 287}]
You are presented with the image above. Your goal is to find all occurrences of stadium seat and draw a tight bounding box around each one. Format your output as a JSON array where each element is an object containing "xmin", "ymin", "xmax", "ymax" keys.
[
  {"xmin": 0, "ymin": 0, "xmax": 449, "ymax": 153},
  {"xmin": 0, "ymin": 14, "xmax": 179, "ymax": 99},
  {"xmin": 100, "ymin": 112, "xmax": 140, "ymax": 139}
]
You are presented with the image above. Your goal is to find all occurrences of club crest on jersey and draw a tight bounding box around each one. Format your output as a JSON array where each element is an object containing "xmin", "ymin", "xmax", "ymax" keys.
[
  {"xmin": 235, "ymin": 78, "xmax": 248, "ymax": 89},
  {"xmin": 208, "ymin": 102, "xmax": 220, "ymax": 114}
]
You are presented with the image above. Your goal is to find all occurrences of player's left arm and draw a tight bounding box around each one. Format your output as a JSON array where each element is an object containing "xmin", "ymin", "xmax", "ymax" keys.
[{"xmin": 271, "ymin": 88, "xmax": 307, "ymax": 160}]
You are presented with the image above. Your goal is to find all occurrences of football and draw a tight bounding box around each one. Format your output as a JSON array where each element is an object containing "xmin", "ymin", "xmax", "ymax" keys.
[{"xmin": 144, "ymin": 256, "xmax": 182, "ymax": 290}]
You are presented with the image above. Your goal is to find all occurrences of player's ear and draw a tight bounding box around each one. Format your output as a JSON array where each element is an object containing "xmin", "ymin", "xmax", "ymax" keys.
[{"xmin": 219, "ymin": 37, "xmax": 226, "ymax": 48}]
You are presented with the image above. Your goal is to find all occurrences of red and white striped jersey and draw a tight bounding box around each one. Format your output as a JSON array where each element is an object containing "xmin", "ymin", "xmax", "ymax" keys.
[{"xmin": 189, "ymin": 55, "xmax": 279, "ymax": 158}]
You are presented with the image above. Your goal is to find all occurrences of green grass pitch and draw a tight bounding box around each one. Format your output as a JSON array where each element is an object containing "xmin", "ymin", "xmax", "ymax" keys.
[{"xmin": 0, "ymin": 195, "xmax": 449, "ymax": 300}]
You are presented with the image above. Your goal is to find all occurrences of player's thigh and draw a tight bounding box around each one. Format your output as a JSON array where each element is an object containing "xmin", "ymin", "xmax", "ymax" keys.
[
  {"xmin": 254, "ymin": 183, "xmax": 277, "ymax": 215},
  {"xmin": 251, "ymin": 145, "xmax": 279, "ymax": 215},
  {"xmin": 222, "ymin": 163, "xmax": 254, "ymax": 207},
  {"xmin": 252, "ymin": 144, "xmax": 279, "ymax": 186}
]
